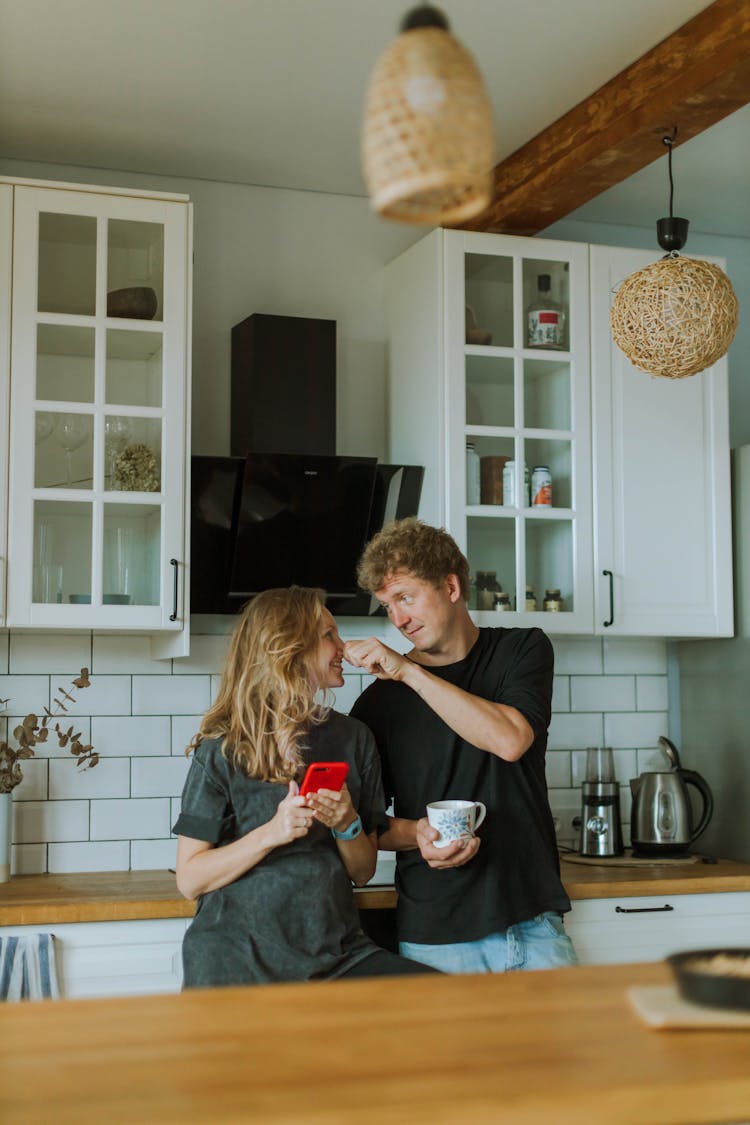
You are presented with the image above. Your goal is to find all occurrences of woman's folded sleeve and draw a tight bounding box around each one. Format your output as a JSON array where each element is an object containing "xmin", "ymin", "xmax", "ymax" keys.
[{"xmin": 172, "ymin": 753, "xmax": 235, "ymax": 844}]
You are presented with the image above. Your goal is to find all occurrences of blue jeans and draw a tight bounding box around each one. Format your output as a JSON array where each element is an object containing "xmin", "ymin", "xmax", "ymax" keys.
[{"xmin": 399, "ymin": 912, "xmax": 578, "ymax": 973}]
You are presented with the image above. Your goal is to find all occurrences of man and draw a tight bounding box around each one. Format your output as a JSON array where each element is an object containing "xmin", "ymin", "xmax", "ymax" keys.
[{"xmin": 345, "ymin": 517, "xmax": 577, "ymax": 974}]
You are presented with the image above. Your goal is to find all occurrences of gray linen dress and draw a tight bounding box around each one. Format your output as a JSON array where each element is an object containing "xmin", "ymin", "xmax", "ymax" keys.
[{"xmin": 173, "ymin": 710, "xmax": 389, "ymax": 987}]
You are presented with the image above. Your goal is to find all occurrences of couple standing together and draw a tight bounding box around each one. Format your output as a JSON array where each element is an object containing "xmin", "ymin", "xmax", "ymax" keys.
[{"xmin": 174, "ymin": 518, "xmax": 577, "ymax": 984}]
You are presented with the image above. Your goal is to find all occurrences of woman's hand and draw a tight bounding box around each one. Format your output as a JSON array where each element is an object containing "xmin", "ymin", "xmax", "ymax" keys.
[
  {"xmin": 304, "ymin": 782, "xmax": 357, "ymax": 834},
  {"xmin": 266, "ymin": 780, "xmax": 315, "ymax": 847}
]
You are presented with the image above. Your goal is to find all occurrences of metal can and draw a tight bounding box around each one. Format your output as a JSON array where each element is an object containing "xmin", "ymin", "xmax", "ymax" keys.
[{"xmin": 531, "ymin": 465, "xmax": 552, "ymax": 507}]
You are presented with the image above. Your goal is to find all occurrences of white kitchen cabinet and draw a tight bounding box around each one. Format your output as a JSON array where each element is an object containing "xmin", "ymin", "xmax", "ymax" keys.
[
  {"xmin": 3, "ymin": 177, "xmax": 193, "ymax": 656},
  {"xmin": 566, "ymin": 890, "xmax": 750, "ymax": 965},
  {"xmin": 387, "ymin": 228, "xmax": 594, "ymax": 633},
  {"xmin": 386, "ymin": 231, "xmax": 732, "ymax": 638},
  {"xmin": 590, "ymin": 246, "xmax": 733, "ymax": 637},
  {"xmin": 0, "ymin": 186, "xmax": 11, "ymax": 627},
  {"xmin": 0, "ymin": 918, "xmax": 189, "ymax": 998}
]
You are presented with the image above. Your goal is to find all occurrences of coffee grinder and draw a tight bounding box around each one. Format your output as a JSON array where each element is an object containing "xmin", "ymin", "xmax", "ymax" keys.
[{"xmin": 579, "ymin": 747, "xmax": 624, "ymax": 857}]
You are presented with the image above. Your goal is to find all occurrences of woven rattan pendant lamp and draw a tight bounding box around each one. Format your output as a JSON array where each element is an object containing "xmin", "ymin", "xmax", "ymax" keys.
[
  {"xmin": 610, "ymin": 130, "xmax": 739, "ymax": 380},
  {"xmin": 362, "ymin": 5, "xmax": 495, "ymax": 225}
]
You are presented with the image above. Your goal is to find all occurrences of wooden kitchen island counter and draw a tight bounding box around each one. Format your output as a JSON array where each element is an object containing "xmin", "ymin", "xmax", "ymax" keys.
[
  {"xmin": 1, "ymin": 960, "xmax": 749, "ymax": 1124},
  {"xmin": 2, "ymin": 859, "xmax": 750, "ymax": 924}
]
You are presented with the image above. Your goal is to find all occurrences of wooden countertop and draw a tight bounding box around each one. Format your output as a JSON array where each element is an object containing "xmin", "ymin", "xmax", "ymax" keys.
[
  {"xmin": 1, "ymin": 858, "xmax": 750, "ymax": 926},
  {"xmin": 1, "ymin": 960, "xmax": 749, "ymax": 1123}
]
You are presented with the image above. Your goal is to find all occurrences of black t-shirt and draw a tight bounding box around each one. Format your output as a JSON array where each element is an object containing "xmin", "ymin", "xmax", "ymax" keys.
[{"xmin": 350, "ymin": 627, "xmax": 570, "ymax": 943}]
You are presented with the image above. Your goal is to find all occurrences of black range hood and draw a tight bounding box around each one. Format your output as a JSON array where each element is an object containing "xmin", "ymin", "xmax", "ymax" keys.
[
  {"xmin": 190, "ymin": 313, "xmax": 423, "ymax": 615},
  {"xmin": 190, "ymin": 453, "xmax": 423, "ymax": 615}
]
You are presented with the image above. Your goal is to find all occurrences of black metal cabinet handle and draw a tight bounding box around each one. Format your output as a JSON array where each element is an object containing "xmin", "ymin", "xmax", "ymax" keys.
[
  {"xmin": 169, "ymin": 558, "xmax": 179, "ymax": 622},
  {"xmin": 615, "ymin": 904, "xmax": 674, "ymax": 914},
  {"xmin": 602, "ymin": 569, "xmax": 614, "ymax": 627}
]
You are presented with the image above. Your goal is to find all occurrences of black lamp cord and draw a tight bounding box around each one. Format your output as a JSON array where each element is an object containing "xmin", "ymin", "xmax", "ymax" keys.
[{"xmin": 663, "ymin": 127, "xmax": 678, "ymax": 218}]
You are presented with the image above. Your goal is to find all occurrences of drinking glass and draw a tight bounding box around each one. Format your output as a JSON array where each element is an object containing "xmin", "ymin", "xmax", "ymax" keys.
[
  {"xmin": 56, "ymin": 414, "xmax": 90, "ymax": 485},
  {"xmin": 104, "ymin": 416, "xmax": 132, "ymax": 485}
]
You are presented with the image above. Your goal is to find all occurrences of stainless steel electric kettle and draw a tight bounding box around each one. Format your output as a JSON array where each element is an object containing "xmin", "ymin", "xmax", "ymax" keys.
[{"xmin": 629, "ymin": 736, "xmax": 713, "ymax": 856}]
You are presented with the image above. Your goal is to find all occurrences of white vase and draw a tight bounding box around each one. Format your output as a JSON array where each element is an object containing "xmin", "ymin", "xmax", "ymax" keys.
[{"xmin": 0, "ymin": 792, "xmax": 12, "ymax": 882}]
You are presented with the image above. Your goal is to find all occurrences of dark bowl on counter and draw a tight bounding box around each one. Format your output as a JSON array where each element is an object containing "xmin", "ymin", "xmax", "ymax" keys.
[{"xmin": 667, "ymin": 948, "xmax": 750, "ymax": 1010}]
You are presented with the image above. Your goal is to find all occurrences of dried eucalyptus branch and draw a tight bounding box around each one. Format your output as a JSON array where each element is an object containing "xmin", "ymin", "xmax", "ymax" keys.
[{"xmin": 0, "ymin": 668, "xmax": 99, "ymax": 794}]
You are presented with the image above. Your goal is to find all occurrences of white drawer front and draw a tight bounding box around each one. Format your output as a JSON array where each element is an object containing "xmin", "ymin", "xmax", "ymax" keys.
[{"xmin": 567, "ymin": 892, "xmax": 750, "ymax": 965}]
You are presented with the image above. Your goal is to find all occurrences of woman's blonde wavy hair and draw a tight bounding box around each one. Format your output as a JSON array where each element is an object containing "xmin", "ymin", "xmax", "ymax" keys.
[{"xmin": 187, "ymin": 587, "xmax": 330, "ymax": 782}]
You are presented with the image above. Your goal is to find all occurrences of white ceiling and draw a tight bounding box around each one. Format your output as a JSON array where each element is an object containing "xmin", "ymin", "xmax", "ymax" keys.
[{"xmin": 1, "ymin": 0, "xmax": 748, "ymax": 237}]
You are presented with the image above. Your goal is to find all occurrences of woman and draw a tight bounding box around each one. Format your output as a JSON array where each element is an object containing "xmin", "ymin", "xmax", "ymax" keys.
[{"xmin": 173, "ymin": 586, "xmax": 436, "ymax": 987}]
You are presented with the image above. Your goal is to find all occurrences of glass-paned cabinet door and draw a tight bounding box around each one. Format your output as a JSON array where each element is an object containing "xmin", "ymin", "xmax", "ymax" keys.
[
  {"xmin": 0, "ymin": 185, "xmax": 12, "ymax": 625},
  {"xmin": 8, "ymin": 185, "xmax": 189, "ymax": 629},
  {"xmin": 445, "ymin": 230, "xmax": 594, "ymax": 632}
]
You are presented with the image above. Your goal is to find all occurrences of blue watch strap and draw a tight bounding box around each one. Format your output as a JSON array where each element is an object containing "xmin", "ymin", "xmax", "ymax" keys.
[{"xmin": 331, "ymin": 814, "xmax": 363, "ymax": 841}]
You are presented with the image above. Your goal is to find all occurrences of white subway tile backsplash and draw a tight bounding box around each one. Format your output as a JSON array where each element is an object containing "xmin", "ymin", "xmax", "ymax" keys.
[
  {"xmin": 551, "ymin": 676, "xmax": 570, "ymax": 713},
  {"xmin": 171, "ymin": 716, "xmax": 201, "ymax": 755},
  {"xmin": 3, "ymin": 631, "xmax": 676, "ymax": 874},
  {"xmin": 12, "ymin": 757, "xmax": 48, "ymax": 801},
  {"xmin": 10, "ymin": 633, "xmax": 91, "ymax": 673},
  {"xmin": 571, "ymin": 675, "xmax": 635, "ymax": 712},
  {"xmin": 131, "ymin": 838, "xmax": 178, "ymax": 870},
  {"xmin": 550, "ymin": 637, "xmax": 603, "ymax": 674},
  {"xmin": 49, "ymin": 756, "xmax": 130, "ymax": 800},
  {"xmin": 603, "ymin": 638, "xmax": 667, "ymax": 674},
  {"xmin": 90, "ymin": 798, "xmax": 170, "ymax": 840},
  {"xmin": 58, "ymin": 675, "xmax": 131, "ymax": 716},
  {"xmin": 93, "ymin": 635, "xmax": 172, "ymax": 674},
  {"xmin": 172, "ymin": 634, "xmax": 230, "ymax": 675},
  {"xmin": 604, "ymin": 711, "xmax": 668, "ymax": 749},
  {"xmin": 132, "ymin": 756, "xmax": 191, "ymax": 798},
  {"xmin": 11, "ymin": 843, "xmax": 46, "ymax": 875},
  {"xmin": 545, "ymin": 750, "xmax": 571, "ymax": 787},
  {"xmin": 326, "ymin": 675, "xmax": 363, "ymax": 715},
  {"xmin": 132, "ymin": 675, "xmax": 210, "ymax": 716},
  {"xmin": 0, "ymin": 675, "xmax": 50, "ymax": 715},
  {"xmin": 49, "ymin": 840, "xmax": 130, "ymax": 873},
  {"xmin": 15, "ymin": 799, "xmax": 89, "ymax": 843},
  {"xmin": 92, "ymin": 716, "xmax": 171, "ymax": 757},
  {"xmin": 636, "ymin": 675, "xmax": 669, "ymax": 711},
  {"xmin": 547, "ymin": 712, "xmax": 604, "ymax": 750}
]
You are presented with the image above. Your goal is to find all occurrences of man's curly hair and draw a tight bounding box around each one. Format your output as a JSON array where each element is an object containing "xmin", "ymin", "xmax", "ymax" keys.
[{"xmin": 356, "ymin": 518, "xmax": 470, "ymax": 601}]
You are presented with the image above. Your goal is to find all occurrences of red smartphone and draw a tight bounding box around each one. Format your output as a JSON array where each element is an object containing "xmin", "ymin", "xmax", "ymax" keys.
[{"xmin": 299, "ymin": 761, "xmax": 349, "ymax": 797}]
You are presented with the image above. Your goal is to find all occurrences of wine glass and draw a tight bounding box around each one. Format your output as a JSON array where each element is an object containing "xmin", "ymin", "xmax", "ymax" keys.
[
  {"xmin": 35, "ymin": 412, "xmax": 55, "ymax": 445},
  {"xmin": 104, "ymin": 416, "xmax": 132, "ymax": 486},
  {"xmin": 56, "ymin": 414, "xmax": 90, "ymax": 486}
]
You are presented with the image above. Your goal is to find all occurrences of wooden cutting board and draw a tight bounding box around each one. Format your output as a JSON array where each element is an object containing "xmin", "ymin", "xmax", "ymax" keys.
[
  {"xmin": 628, "ymin": 985, "xmax": 750, "ymax": 1029},
  {"xmin": 564, "ymin": 851, "xmax": 700, "ymax": 867}
]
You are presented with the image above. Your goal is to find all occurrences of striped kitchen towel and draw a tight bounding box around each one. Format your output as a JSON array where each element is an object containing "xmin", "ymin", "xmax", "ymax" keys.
[{"xmin": 0, "ymin": 934, "xmax": 60, "ymax": 1000}]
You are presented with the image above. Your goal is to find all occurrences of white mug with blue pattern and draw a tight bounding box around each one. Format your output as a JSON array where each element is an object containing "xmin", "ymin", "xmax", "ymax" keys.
[{"xmin": 426, "ymin": 799, "xmax": 487, "ymax": 848}]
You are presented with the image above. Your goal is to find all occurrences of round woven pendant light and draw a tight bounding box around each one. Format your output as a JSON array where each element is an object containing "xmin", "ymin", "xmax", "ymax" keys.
[
  {"xmin": 362, "ymin": 5, "xmax": 495, "ymax": 225},
  {"xmin": 610, "ymin": 254, "xmax": 739, "ymax": 379},
  {"xmin": 610, "ymin": 130, "xmax": 739, "ymax": 379}
]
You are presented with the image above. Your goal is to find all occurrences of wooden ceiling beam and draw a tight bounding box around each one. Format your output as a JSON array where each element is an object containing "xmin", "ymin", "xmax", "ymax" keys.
[{"xmin": 465, "ymin": 0, "xmax": 750, "ymax": 235}]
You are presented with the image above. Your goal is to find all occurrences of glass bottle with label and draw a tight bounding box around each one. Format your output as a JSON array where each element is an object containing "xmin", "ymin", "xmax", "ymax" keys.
[
  {"xmin": 527, "ymin": 274, "xmax": 564, "ymax": 349},
  {"xmin": 476, "ymin": 570, "xmax": 500, "ymax": 610},
  {"xmin": 543, "ymin": 588, "xmax": 563, "ymax": 612},
  {"xmin": 466, "ymin": 441, "xmax": 480, "ymax": 505}
]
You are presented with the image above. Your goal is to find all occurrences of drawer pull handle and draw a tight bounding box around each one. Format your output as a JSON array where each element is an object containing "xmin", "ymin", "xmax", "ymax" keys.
[{"xmin": 615, "ymin": 904, "xmax": 674, "ymax": 914}]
